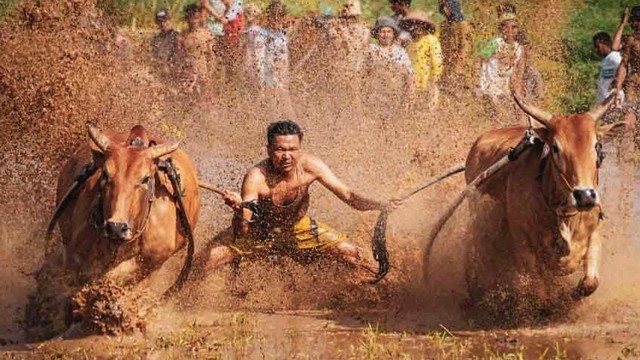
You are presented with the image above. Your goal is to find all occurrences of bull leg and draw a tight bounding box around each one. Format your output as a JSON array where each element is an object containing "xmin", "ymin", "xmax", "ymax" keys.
[{"xmin": 572, "ymin": 232, "xmax": 601, "ymax": 299}]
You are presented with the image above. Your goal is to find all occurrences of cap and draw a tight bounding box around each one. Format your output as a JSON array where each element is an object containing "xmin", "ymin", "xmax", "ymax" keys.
[
  {"xmin": 372, "ymin": 17, "xmax": 400, "ymax": 38},
  {"xmin": 155, "ymin": 9, "xmax": 169, "ymax": 22}
]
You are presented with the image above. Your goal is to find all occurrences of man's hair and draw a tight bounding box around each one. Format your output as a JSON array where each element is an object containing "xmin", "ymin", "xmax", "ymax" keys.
[
  {"xmin": 184, "ymin": 3, "xmax": 200, "ymax": 18},
  {"xmin": 267, "ymin": 120, "xmax": 304, "ymax": 147},
  {"xmin": 389, "ymin": 0, "xmax": 412, "ymax": 6},
  {"xmin": 593, "ymin": 32, "xmax": 612, "ymax": 46}
]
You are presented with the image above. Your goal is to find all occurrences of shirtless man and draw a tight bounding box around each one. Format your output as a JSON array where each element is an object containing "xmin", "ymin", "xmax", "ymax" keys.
[
  {"xmin": 614, "ymin": 6, "xmax": 640, "ymax": 150},
  {"xmin": 208, "ymin": 120, "xmax": 401, "ymax": 269}
]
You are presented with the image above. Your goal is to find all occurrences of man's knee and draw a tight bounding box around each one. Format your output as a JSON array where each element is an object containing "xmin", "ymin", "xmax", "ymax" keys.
[{"xmin": 333, "ymin": 241, "xmax": 360, "ymax": 260}]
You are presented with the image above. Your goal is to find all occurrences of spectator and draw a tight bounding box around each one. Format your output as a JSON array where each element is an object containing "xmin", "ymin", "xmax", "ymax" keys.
[
  {"xmin": 477, "ymin": 10, "xmax": 526, "ymax": 124},
  {"xmin": 388, "ymin": 0, "xmax": 413, "ymax": 46},
  {"xmin": 438, "ymin": 0, "xmax": 473, "ymax": 90},
  {"xmin": 400, "ymin": 10, "xmax": 443, "ymax": 108},
  {"xmin": 614, "ymin": 6, "xmax": 640, "ymax": 151},
  {"xmin": 335, "ymin": 0, "xmax": 370, "ymax": 72},
  {"xmin": 151, "ymin": 9, "xmax": 180, "ymax": 79},
  {"xmin": 200, "ymin": 0, "xmax": 226, "ymax": 37},
  {"xmin": 593, "ymin": 32, "xmax": 621, "ymax": 104},
  {"xmin": 178, "ymin": 4, "xmax": 217, "ymax": 98},
  {"xmin": 243, "ymin": 4, "xmax": 266, "ymax": 87},
  {"xmin": 362, "ymin": 17, "xmax": 415, "ymax": 128}
]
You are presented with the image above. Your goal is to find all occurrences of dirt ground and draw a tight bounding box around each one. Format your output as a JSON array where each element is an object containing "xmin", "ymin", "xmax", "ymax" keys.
[{"xmin": 1, "ymin": 0, "xmax": 640, "ymax": 358}]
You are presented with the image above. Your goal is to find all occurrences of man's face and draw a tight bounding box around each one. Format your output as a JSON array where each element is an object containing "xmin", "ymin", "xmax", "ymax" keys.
[
  {"xmin": 631, "ymin": 17, "xmax": 640, "ymax": 32},
  {"xmin": 269, "ymin": 135, "xmax": 301, "ymax": 174},
  {"xmin": 377, "ymin": 26, "xmax": 395, "ymax": 46},
  {"xmin": 500, "ymin": 20, "xmax": 519, "ymax": 43},
  {"xmin": 156, "ymin": 19, "xmax": 169, "ymax": 31},
  {"xmin": 593, "ymin": 40, "xmax": 607, "ymax": 57},
  {"xmin": 390, "ymin": 1, "xmax": 408, "ymax": 15}
]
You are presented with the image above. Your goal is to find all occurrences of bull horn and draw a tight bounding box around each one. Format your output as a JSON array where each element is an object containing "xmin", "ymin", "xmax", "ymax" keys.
[
  {"xmin": 513, "ymin": 92, "xmax": 552, "ymax": 128},
  {"xmin": 87, "ymin": 125, "xmax": 111, "ymax": 152},
  {"xmin": 149, "ymin": 141, "xmax": 180, "ymax": 159},
  {"xmin": 585, "ymin": 93, "xmax": 615, "ymax": 121}
]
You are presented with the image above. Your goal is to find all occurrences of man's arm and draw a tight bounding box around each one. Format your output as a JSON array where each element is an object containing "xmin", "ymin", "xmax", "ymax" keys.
[
  {"xmin": 307, "ymin": 156, "xmax": 399, "ymax": 211},
  {"xmin": 614, "ymin": 51, "xmax": 628, "ymax": 93},
  {"xmin": 229, "ymin": 167, "xmax": 263, "ymax": 237},
  {"xmin": 612, "ymin": 8, "xmax": 629, "ymax": 51}
]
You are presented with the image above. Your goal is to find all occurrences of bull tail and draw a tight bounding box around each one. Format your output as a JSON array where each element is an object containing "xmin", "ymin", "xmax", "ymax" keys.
[{"xmin": 424, "ymin": 153, "xmax": 524, "ymax": 276}]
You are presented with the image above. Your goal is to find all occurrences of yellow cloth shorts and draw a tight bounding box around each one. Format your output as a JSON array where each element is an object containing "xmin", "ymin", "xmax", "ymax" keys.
[{"xmin": 226, "ymin": 216, "xmax": 346, "ymax": 256}]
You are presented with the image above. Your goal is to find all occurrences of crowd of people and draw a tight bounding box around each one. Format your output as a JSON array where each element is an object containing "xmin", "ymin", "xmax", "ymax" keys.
[
  {"xmin": 147, "ymin": 0, "xmax": 639, "ymax": 132},
  {"xmin": 146, "ymin": 0, "xmax": 551, "ymax": 125}
]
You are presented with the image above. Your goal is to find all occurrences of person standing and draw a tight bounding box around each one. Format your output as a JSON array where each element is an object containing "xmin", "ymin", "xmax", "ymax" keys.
[
  {"xmin": 614, "ymin": 6, "xmax": 640, "ymax": 151},
  {"xmin": 477, "ymin": 11, "xmax": 525, "ymax": 124},
  {"xmin": 400, "ymin": 10, "xmax": 443, "ymax": 108},
  {"xmin": 438, "ymin": 0, "xmax": 473, "ymax": 90},
  {"xmin": 593, "ymin": 32, "xmax": 622, "ymax": 104}
]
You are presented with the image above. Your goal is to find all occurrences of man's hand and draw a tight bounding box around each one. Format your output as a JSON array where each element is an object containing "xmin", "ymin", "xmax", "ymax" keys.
[
  {"xmin": 614, "ymin": 89, "xmax": 625, "ymax": 109},
  {"xmin": 382, "ymin": 198, "xmax": 403, "ymax": 212},
  {"xmin": 622, "ymin": 7, "xmax": 630, "ymax": 25},
  {"xmin": 223, "ymin": 191, "xmax": 242, "ymax": 210}
]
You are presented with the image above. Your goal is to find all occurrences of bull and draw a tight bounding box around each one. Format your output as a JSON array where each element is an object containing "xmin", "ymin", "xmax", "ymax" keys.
[
  {"xmin": 26, "ymin": 125, "xmax": 200, "ymax": 340},
  {"xmin": 461, "ymin": 95, "xmax": 625, "ymax": 314},
  {"xmin": 55, "ymin": 125, "xmax": 200, "ymax": 284}
]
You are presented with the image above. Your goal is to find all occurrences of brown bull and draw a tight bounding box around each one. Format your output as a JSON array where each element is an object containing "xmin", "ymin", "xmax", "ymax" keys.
[
  {"xmin": 464, "ymin": 95, "xmax": 625, "ymax": 302},
  {"xmin": 56, "ymin": 125, "xmax": 200, "ymax": 284}
]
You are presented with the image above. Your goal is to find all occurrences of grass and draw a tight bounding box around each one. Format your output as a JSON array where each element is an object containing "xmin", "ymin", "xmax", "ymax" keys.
[{"xmin": 0, "ymin": 0, "xmax": 18, "ymax": 21}]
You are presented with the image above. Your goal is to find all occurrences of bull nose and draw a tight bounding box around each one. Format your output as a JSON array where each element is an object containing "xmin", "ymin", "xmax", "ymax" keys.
[
  {"xmin": 573, "ymin": 189, "xmax": 597, "ymax": 209},
  {"xmin": 105, "ymin": 221, "xmax": 130, "ymax": 240}
]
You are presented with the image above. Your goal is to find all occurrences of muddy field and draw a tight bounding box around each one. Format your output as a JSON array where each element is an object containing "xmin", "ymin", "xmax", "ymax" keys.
[{"xmin": 1, "ymin": 0, "xmax": 640, "ymax": 358}]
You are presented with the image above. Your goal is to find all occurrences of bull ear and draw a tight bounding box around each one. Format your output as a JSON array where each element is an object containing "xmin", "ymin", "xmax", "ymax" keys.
[
  {"xmin": 586, "ymin": 93, "xmax": 615, "ymax": 121},
  {"xmin": 513, "ymin": 92, "xmax": 552, "ymax": 128},
  {"xmin": 87, "ymin": 125, "xmax": 111, "ymax": 153},
  {"xmin": 149, "ymin": 141, "xmax": 180, "ymax": 159},
  {"xmin": 598, "ymin": 121, "xmax": 627, "ymax": 144}
]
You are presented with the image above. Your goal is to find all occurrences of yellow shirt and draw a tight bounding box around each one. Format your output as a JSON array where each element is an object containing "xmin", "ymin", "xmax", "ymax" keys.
[{"xmin": 407, "ymin": 34, "xmax": 443, "ymax": 91}]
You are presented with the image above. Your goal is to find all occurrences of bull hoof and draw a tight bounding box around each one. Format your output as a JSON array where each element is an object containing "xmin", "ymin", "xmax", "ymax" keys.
[{"xmin": 572, "ymin": 277, "xmax": 599, "ymax": 300}]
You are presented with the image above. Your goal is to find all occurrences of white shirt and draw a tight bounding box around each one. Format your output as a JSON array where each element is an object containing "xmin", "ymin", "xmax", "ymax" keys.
[{"xmin": 597, "ymin": 51, "xmax": 622, "ymax": 103}]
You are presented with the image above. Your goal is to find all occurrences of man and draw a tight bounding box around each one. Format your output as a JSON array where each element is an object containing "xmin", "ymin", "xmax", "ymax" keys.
[
  {"xmin": 438, "ymin": 0, "xmax": 473, "ymax": 90},
  {"xmin": 593, "ymin": 32, "xmax": 621, "ymax": 104},
  {"xmin": 389, "ymin": 0, "xmax": 413, "ymax": 45},
  {"xmin": 614, "ymin": 6, "xmax": 640, "ymax": 150},
  {"xmin": 151, "ymin": 10, "xmax": 180, "ymax": 80},
  {"xmin": 151, "ymin": 10, "xmax": 179, "ymax": 63},
  {"xmin": 207, "ymin": 120, "xmax": 401, "ymax": 270},
  {"xmin": 178, "ymin": 4, "xmax": 217, "ymax": 97}
]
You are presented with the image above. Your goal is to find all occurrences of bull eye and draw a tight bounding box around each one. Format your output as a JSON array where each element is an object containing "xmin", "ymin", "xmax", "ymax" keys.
[
  {"xmin": 551, "ymin": 141, "xmax": 560, "ymax": 154},
  {"xmin": 141, "ymin": 175, "xmax": 151, "ymax": 185}
]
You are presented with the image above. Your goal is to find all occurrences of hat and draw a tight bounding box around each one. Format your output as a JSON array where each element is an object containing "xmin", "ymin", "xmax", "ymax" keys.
[
  {"xmin": 399, "ymin": 10, "xmax": 436, "ymax": 30},
  {"xmin": 371, "ymin": 17, "xmax": 400, "ymax": 38},
  {"xmin": 631, "ymin": 6, "xmax": 640, "ymax": 21},
  {"xmin": 341, "ymin": 0, "xmax": 362, "ymax": 17},
  {"xmin": 498, "ymin": 11, "xmax": 517, "ymax": 24},
  {"xmin": 155, "ymin": 9, "xmax": 169, "ymax": 22},
  {"xmin": 244, "ymin": 3, "xmax": 261, "ymax": 18}
]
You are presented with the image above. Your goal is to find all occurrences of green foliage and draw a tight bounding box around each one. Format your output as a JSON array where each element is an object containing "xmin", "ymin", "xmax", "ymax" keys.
[
  {"xmin": 0, "ymin": 0, "xmax": 19, "ymax": 21},
  {"xmin": 562, "ymin": 0, "xmax": 635, "ymax": 112}
]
